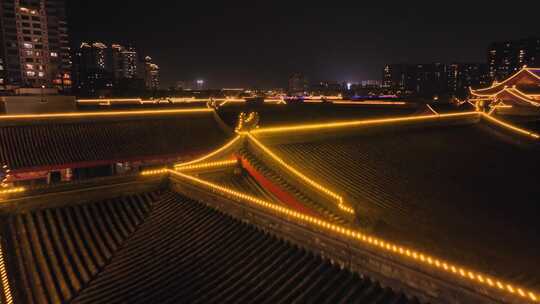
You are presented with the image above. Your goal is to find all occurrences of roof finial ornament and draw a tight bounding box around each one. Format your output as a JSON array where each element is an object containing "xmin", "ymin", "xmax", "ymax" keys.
[{"xmin": 235, "ymin": 112, "xmax": 260, "ymax": 133}]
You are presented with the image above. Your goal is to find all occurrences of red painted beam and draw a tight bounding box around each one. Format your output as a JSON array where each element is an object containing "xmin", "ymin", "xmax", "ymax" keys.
[{"xmin": 238, "ymin": 155, "xmax": 315, "ymax": 216}]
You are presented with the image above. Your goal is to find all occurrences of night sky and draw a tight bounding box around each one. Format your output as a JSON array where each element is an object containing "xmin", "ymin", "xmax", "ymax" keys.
[{"xmin": 67, "ymin": 1, "xmax": 540, "ymax": 89}]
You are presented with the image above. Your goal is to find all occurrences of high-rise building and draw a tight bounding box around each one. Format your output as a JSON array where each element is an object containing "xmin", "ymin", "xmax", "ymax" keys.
[
  {"xmin": 0, "ymin": 0, "xmax": 71, "ymax": 91},
  {"xmin": 288, "ymin": 73, "xmax": 307, "ymax": 95},
  {"xmin": 382, "ymin": 63, "xmax": 447, "ymax": 97},
  {"xmin": 73, "ymin": 42, "xmax": 112, "ymax": 96},
  {"xmin": 383, "ymin": 63, "xmax": 488, "ymax": 98},
  {"xmin": 144, "ymin": 56, "xmax": 159, "ymax": 90},
  {"xmin": 447, "ymin": 63, "xmax": 489, "ymax": 96},
  {"xmin": 111, "ymin": 44, "xmax": 138, "ymax": 82},
  {"xmin": 488, "ymin": 37, "xmax": 540, "ymax": 81}
]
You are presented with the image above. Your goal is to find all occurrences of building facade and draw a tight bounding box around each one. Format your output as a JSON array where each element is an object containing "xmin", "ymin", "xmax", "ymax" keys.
[
  {"xmin": 0, "ymin": 0, "xmax": 71, "ymax": 91},
  {"xmin": 144, "ymin": 56, "xmax": 159, "ymax": 91},
  {"xmin": 74, "ymin": 42, "xmax": 151, "ymax": 97},
  {"xmin": 73, "ymin": 42, "xmax": 112, "ymax": 97},
  {"xmin": 488, "ymin": 37, "xmax": 540, "ymax": 81},
  {"xmin": 288, "ymin": 73, "xmax": 307, "ymax": 96},
  {"xmin": 383, "ymin": 63, "xmax": 489, "ymax": 98}
]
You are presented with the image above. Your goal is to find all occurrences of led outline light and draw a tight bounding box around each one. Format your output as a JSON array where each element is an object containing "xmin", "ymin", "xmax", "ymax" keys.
[
  {"xmin": 0, "ymin": 108, "xmax": 213, "ymax": 120},
  {"xmin": 472, "ymin": 67, "xmax": 540, "ymax": 94},
  {"xmin": 332, "ymin": 100, "xmax": 408, "ymax": 105},
  {"xmin": 481, "ymin": 113, "xmax": 540, "ymax": 139},
  {"xmin": 167, "ymin": 169, "xmax": 540, "ymax": 303},
  {"xmin": 426, "ymin": 104, "xmax": 439, "ymax": 115},
  {"xmin": 251, "ymin": 112, "xmax": 479, "ymax": 135},
  {"xmin": 175, "ymin": 159, "xmax": 238, "ymax": 171},
  {"xmin": 0, "ymin": 187, "xmax": 25, "ymax": 195},
  {"xmin": 174, "ymin": 136, "xmax": 241, "ymax": 168},
  {"xmin": 247, "ymin": 133, "xmax": 355, "ymax": 214},
  {"xmin": 0, "ymin": 240, "xmax": 12, "ymax": 304}
]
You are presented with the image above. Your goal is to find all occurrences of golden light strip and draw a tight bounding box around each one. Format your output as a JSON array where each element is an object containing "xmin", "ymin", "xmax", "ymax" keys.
[
  {"xmin": 0, "ymin": 240, "xmax": 13, "ymax": 304},
  {"xmin": 76, "ymin": 98, "xmax": 143, "ymax": 104},
  {"xmin": 174, "ymin": 136, "xmax": 242, "ymax": 168},
  {"xmin": 0, "ymin": 187, "xmax": 25, "ymax": 195},
  {"xmin": 473, "ymin": 67, "xmax": 540, "ymax": 93},
  {"xmin": 0, "ymin": 108, "xmax": 213, "ymax": 120},
  {"xmin": 176, "ymin": 159, "xmax": 238, "ymax": 171},
  {"xmin": 481, "ymin": 113, "xmax": 540, "ymax": 139},
  {"xmin": 251, "ymin": 112, "xmax": 479, "ymax": 135},
  {"xmin": 426, "ymin": 104, "xmax": 439, "ymax": 115},
  {"xmin": 332, "ymin": 101, "xmax": 407, "ymax": 105},
  {"xmin": 505, "ymin": 89, "xmax": 540, "ymax": 107},
  {"xmin": 169, "ymin": 169, "xmax": 539, "ymax": 303},
  {"xmin": 140, "ymin": 168, "xmax": 169, "ymax": 176},
  {"xmin": 247, "ymin": 134, "xmax": 355, "ymax": 214}
]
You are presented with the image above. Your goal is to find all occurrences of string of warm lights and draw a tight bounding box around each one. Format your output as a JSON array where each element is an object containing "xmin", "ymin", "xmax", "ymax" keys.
[
  {"xmin": 176, "ymin": 159, "xmax": 238, "ymax": 171},
  {"xmin": 246, "ymin": 134, "xmax": 355, "ymax": 214},
  {"xmin": 0, "ymin": 108, "xmax": 214, "ymax": 120},
  {"xmin": 174, "ymin": 136, "xmax": 242, "ymax": 168},
  {"xmin": 251, "ymin": 112, "xmax": 479, "ymax": 135},
  {"xmin": 332, "ymin": 100, "xmax": 408, "ymax": 105},
  {"xmin": 140, "ymin": 168, "xmax": 169, "ymax": 176},
  {"xmin": 0, "ymin": 239, "xmax": 13, "ymax": 304},
  {"xmin": 426, "ymin": 104, "xmax": 439, "ymax": 115},
  {"xmin": 473, "ymin": 67, "xmax": 540, "ymax": 93},
  {"xmin": 0, "ymin": 187, "xmax": 25, "ymax": 195},
  {"xmin": 481, "ymin": 113, "xmax": 540, "ymax": 139},
  {"xmin": 168, "ymin": 169, "xmax": 539, "ymax": 303}
]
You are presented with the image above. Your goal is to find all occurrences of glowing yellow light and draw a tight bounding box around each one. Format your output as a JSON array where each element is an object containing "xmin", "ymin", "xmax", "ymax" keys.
[
  {"xmin": 332, "ymin": 100, "xmax": 407, "ymax": 105},
  {"xmin": 0, "ymin": 108, "xmax": 213, "ymax": 120},
  {"xmin": 251, "ymin": 112, "xmax": 479, "ymax": 135},
  {"xmin": 247, "ymin": 133, "xmax": 354, "ymax": 215},
  {"xmin": 166, "ymin": 169, "xmax": 540, "ymax": 302},
  {"xmin": 176, "ymin": 159, "xmax": 238, "ymax": 171},
  {"xmin": 0, "ymin": 187, "xmax": 25, "ymax": 195},
  {"xmin": 426, "ymin": 104, "xmax": 439, "ymax": 115},
  {"xmin": 472, "ymin": 67, "xmax": 540, "ymax": 94},
  {"xmin": 0, "ymin": 241, "xmax": 13, "ymax": 304},
  {"xmin": 175, "ymin": 136, "xmax": 242, "ymax": 168},
  {"xmin": 481, "ymin": 113, "xmax": 540, "ymax": 139},
  {"xmin": 140, "ymin": 168, "xmax": 168, "ymax": 176}
]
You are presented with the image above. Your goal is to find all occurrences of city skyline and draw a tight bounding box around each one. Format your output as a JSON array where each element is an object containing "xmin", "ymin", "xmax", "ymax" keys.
[{"xmin": 67, "ymin": 2, "xmax": 540, "ymax": 88}]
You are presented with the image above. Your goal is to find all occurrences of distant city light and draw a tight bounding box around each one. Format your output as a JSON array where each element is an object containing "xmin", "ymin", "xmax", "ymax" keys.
[{"xmin": 347, "ymin": 83, "xmax": 352, "ymax": 90}]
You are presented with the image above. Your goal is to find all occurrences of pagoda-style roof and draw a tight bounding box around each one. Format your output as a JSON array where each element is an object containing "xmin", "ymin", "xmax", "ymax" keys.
[
  {"xmin": 471, "ymin": 67, "xmax": 540, "ymax": 96},
  {"xmin": 0, "ymin": 109, "xmax": 231, "ymax": 173}
]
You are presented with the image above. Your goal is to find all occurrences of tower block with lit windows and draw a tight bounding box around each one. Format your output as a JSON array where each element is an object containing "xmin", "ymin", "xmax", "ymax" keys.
[{"xmin": 470, "ymin": 67, "xmax": 540, "ymax": 115}]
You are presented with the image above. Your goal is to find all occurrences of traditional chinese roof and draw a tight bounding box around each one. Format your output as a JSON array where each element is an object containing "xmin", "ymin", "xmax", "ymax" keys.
[
  {"xmin": 471, "ymin": 67, "xmax": 540, "ymax": 96},
  {"xmin": 0, "ymin": 109, "xmax": 231, "ymax": 172},
  {"xmin": 6, "ymin": 190, "xmax": 415, "ymax": 304}
]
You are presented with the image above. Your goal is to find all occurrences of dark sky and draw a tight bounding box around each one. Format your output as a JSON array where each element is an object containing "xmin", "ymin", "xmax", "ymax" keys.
[{"xmin": 67, "ymin": 1, "xmax": 540, "ymax": 88}]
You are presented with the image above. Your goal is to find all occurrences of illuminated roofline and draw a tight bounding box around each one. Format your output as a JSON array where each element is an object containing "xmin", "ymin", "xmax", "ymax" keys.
[
  {"xmin": 176, "ymin": 159, "xmax": 238, "ymax": 171},
  {"xmin": 473, "ymin": 67, "xmax": 540, "ymax": 94},
  {"xmin": 174, "ymin": 136, "xmax": 242, "ymax": 168},
  {"xmin": 0, "ymin": 108, "xmax": 213, "ymax": 120},
  {"xmin": 0, "ymin": 240, "xmax": 13, "ymax": 304},
  {"xmin": 251, "ymin": 112, "xmax": 479, "ymax": 135},
  {"xmin": 247, "ymin": 133, "xmax": 355, "ymax": 214},
  {"xmin": 481, "ymin": 113, "xmax": 540, "ymax": 139},
  {"xmin": 167, "ymin": 169, "xmax": 539, "ymax": 303},
  {"xmin": 0, "ymin": 187, "xmax": 25, "ymax": 195},
  {"xmin": 426, "ymin": 104, "xmax": 439, "ymax": 115}
]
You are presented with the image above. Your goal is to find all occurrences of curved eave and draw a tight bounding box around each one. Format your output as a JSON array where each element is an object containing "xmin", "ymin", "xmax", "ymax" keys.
[{"xmin": 472, "ymin": 68, "xmax": 540, "ymax": 95}]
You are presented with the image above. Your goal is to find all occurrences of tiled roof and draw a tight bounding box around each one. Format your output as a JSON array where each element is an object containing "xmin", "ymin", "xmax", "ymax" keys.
[{"xmin": 0, "ymin": 114, "xmax": 228, "ymax": 172}]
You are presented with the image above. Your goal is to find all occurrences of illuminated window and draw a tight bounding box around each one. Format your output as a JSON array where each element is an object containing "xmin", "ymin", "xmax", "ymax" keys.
[
  {"xmin": 25, "ymin": 64, "xmax": 34, "ymax": 70},
  {"xmin": 26, "ymin": 71, "xmax": 36, "ymax": 77},
  {"xmin": 50, "ymin": 52, "xmax": 58, "ymax": 57},
  {"xmin": 38, "ymin": 71, "xmax": 44, "ymax": 77},
  {"xmin": 23, "ymin": 42, "xmax": 33, "ymax": 49}
]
